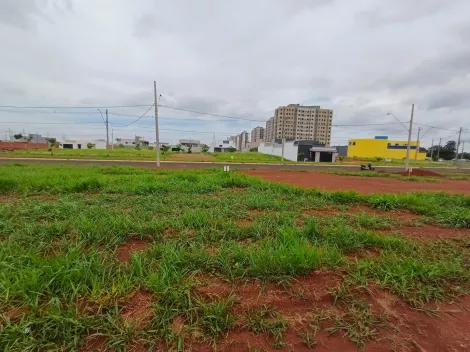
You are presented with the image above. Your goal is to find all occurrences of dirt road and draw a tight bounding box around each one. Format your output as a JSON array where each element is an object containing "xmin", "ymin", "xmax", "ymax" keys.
[{"xmin": 245, "ymin": 170, "xmax": 470, "ymax": 194}]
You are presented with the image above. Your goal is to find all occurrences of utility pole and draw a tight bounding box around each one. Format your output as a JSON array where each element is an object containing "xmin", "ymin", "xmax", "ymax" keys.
[
  {"xmin": 105, "ymin": 109, "xmax": 109, "ymax": 157},
  {"xmin": 461, "ymin": 141, "xmax": 465, "ymax": 160},
  {"xmin": 404, "ymin": 104, "xmax": 414, "ymax": 172},
  {"xmin": 430, "ymin": 139, "xmax": 434, "ymax": 160},
  {"xmin": 437, "ymin": 137, "xmax": 442, "ymax": 160},
  {"xmin": 111, "ymin": 129, "xmax": 114, "ymax": 150},
  {"xmin": 455, "ymin": 127, "xmax": 462, "ymax": 165},
  {"xmin": 413, "ymin": 127, "xmax": 421, "ymax": 164},
  {"xmin": 154, "ymin": 81, "xmax": 160, "ymax": 167}
]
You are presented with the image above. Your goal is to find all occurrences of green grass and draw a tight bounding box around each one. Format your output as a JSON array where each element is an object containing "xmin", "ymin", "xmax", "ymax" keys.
[{"xmin": 0, "ymin": 164, "xmax": 469, "ymax": 350}]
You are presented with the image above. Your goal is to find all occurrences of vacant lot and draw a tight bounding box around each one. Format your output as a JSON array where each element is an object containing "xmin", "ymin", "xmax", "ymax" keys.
[
  {"xmin": 0, "ymin": 149, "xmax": 286, "ymax": 164},
  {"xmin": 246, "ymin": 170, "xmax": 470, "ymax": 195},
  {"xmin": 0, "ymin": 164, "xmax": 469, "ymax": 351}
]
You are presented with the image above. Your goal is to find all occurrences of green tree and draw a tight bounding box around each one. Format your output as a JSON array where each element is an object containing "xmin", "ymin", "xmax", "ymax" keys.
[
  {"xmin": 13, "ymin": 134, "xmax": 23, "ymax": 140},
  {"xmin": 228, "ymin": 146, "xmax": 236, "ymax": 153},
  {"xmin": 249, "ymin": 147, "xmax": 258, "ymax": 152},
  {"xmin": 201, "ymin": 144, "xmax": 209, "ymax": 153},
  {"xmin": 161, "ymin": 144, "xmax": 170, "ymax": 152},
  {"xmin": 87, "ymin": 142, "xmax": 95, "ymax": 149}
]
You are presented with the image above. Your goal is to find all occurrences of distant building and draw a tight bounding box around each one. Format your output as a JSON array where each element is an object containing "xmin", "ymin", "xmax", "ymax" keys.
[
  {"xmin": 265, "ymin": 117, "xmax": 274, "ymax": 143},
  {"xmin": 177, "ymin": 139, "xmax": 201, "ymax": 152},
  {"xmin": 251, "ymin": 126, "xmax": 265, "ymax": 143},
  {"xmin": 11, "ymin": 133, "xmax": 49, "ymax": 144},
  {"xmin": 209, "ymin": 139, "xmax": 237, "ymax": 153},
  {"xmin": 258, "ymin": 140, "xmax": 338, "ymax": 162},
  {"xmin": 347, "ymin": 136, "xmax": 426, "ymax": 160},
  {"xmin": 272, "ymin": 104, "xmax": 333, "ymax": 146},
  {"xmin": 332, "ymin": 145, "xmax": 348, "ymax": 157},
  {"xmin": 116, "ymin": 136, "xmax": 149, "ymax": 148},
  {"xmin": 239, "ymin": 131, "xmax": 249, "ymax": 151},
  {"xmin": 61, "ymin": 139, "xmax": 107, "ymax": 149}
]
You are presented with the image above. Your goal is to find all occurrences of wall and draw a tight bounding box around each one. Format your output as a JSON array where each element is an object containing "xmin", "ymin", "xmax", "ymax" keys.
[
  {"xmin": 61, "ymin": 140, "xmax": 107, "ymax": 149},
  {"xmin": 0, "ymin": 142, "xmax": 49, "ymax": 150},
  {"xmin": 347, "ymin": 139, "xmax": 426, "ymax": 160},
  {"xmin": 258, "ymin": 141, "xmax": 298, "ymax": 161}
]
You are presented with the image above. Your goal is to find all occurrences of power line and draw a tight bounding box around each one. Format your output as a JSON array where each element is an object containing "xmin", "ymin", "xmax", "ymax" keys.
[
  {"xmin": 110, "ymin": 105, "xmax": 154, "ymax": 128},
  {"xmin": 159, "ymin": 104, "xmax": 266, "ymax": 122},
  {"xmin": 0, "ymin": 104, "xmax": 152, "ymax": 109}
]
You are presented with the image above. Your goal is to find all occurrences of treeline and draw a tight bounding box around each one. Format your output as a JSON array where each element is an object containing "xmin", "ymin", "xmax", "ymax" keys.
[{"xmin": 426, "ymin": 140, "xmax": 469, "ymax": 160}]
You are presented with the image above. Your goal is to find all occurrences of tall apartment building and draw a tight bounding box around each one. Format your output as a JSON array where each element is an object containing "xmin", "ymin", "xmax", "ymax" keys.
[
  {"xmin": 251, "ymin": 126, "xmax": 265, "ymax": 143},
  {"xmin": 230, "ymin": 131, "xmax": 249, "ymax": 151},
  {"xmin": 272, "ymin": 104, "xmax": 333, "ymax": 146},
  {"xmin": 265, "ymin": 117, "xmax": 274, "ymax": 142},
  {"xmin": 239, "ymin": 131, "xmax": 249, "ymax": 151}
]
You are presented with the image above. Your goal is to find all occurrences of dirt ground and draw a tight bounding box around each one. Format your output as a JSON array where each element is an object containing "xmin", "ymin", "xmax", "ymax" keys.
[{"xmin": 245, "ymin": 170, "xmax": 470, "ymax": 194}]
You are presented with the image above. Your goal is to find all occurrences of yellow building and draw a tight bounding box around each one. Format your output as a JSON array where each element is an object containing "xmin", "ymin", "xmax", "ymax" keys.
[{"xmin": 347, "ymin": 136, "xmax": 426, "ymax": 160}]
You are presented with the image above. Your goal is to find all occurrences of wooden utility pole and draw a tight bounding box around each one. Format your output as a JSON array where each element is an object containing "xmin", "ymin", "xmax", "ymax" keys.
[
  {"xmin": 455, "ymin": 127, "xmax": 462, "ymax": 165},
  {"xmin": 154, "ymin": 81, "xmax": 160, "ymax": 167},
  {"xmin": 105, "ymin": 109, "xmax": 109, "ymax": 157},
  {"xmin": 404, "ymin": 104, "xmax": 414, "ymax": 172},
  {"xmin": 413, "ymin": 127, "xmax": 421, "ymax": 164}
]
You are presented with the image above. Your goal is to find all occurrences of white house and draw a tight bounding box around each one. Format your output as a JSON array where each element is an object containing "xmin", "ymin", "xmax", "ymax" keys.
[
  {"xmin": 61, "ymin": 139, "xmax": 107, "ymax": 150},
  {"xmin": 209, "ymin": 139, "xmax": 237, "ymax": 153},
  {"xmin": 258, "ymin": 140, "xmax": 338, "ymax": 162}
]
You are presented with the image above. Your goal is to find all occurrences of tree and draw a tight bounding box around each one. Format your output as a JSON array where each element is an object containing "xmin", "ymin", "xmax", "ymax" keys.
[
  {"xmin": 14, "ymin": 134, "xmax": 23, "ymax": 140},
  {"xmin": 161, "ymin": 144, "xmax": 170, "ymax": 152},
  {"xmin": 228, "ymin": 146, "xmax": 236, "ymax": 153},
  {"xmin": 172, "ymin": 144, "xmax": 182, "ymax": 152},
  {"xmin": 375, "ymin": 156, "xmax": 383, "ymax": 162},
  {"xmin": 249, "ymin": 147, "xmax": 258, "ymax": 152},
  {"xmin": 201, "ymin": 144, "xmax": 209, "ymax": 153},
  {"xmin": 135, "ymin": 143, "xmax": 141, "ymax": 150},
  {"xmin": 46, "ymin": 138, "xmax": 57, "ymax": 155},
  {"xmin": 427, "ymin": 140, "xmax": 456, "ymax": 160},
  {"xmin": 87, "ymin": 142, "xmax": 95, "ymax": 149},
  {"xmin": 118, "ymin": 143, "xmax": 124, "ymax": 148},
  {"xmin": 337, "ymin": 156, "xmax": 344, "ymax": 163},
  {"xmin": 187, "ymin": 145, "xmax": 192, "ymax": 154}
]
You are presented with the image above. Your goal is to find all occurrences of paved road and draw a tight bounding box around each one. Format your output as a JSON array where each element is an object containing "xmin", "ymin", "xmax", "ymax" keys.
[{"xmin": 1, "ymin": 157, "xmax": 469, "ymax": 173}]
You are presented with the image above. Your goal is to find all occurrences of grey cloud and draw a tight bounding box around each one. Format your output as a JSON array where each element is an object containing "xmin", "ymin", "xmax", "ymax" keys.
[
  {"xmin": 385, "ymin": 48, "xmax": 470, "ymax": 89},
  {"xmin": 356, "ymin": 0, "xmax": 465, "ymax": 28},
  {"xmin": 0, "ymin": 0, "xmax": 73, "ymax": 29},
  {"xmin": 132, "ymin": 13, "xmax": 159, "ymax": 38}
]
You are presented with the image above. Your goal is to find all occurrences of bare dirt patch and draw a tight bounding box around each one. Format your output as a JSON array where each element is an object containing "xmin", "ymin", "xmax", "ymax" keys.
[
  {"xmin": 196, "ymin": 276, "xmax": 234, "ymax": 299},
  {"xmin": 121, "ymin": 290, "xmax": 154, "ymax": 330},
  {"xmin": 236, "ymin": 218, "xmax": 253, "ymax": 227},
  {"xmin": 385, "ymin": 224, "xmax": 470, "ymax": 241},
  {"xmin": 245, "ymin": 170, "xmax": 470, "ymax": 194},
  {"xmin": 80, "ymin": 334, "xmax": 107, "ymax": 352},
  {"xmin": 367, "ymin": 289, "xmax": 470, "ymax": 352},
  {"xmin": 115, "ymin": 239, "xmax": 151, "ymax": 262}
]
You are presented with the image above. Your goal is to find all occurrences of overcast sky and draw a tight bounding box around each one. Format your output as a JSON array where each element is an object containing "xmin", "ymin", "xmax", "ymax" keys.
[{"xmin": 1, "ymin": 0, "xmax": 469, "ymax": 146}]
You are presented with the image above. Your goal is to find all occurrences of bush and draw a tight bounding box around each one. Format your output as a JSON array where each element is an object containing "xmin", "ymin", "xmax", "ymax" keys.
[
  {"xmin": 201, "ymin": 144, "xmax": 210, "ymax": 153},
  {"xmin": 249, "ymin": 147, "xmax": 258, "ymax": 152}
]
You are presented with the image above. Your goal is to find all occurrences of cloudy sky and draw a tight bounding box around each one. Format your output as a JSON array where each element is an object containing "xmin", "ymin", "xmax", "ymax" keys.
[{"xmin": 1, "ymin": 0, "xmax": 469, "ymax": 147}]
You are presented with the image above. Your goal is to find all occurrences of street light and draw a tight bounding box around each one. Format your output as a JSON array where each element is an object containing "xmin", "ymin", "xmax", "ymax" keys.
[
  {"xmin": 386, "ymin": 113, "xmax": 409, "ymax": 131},
  {"xmin": 386, "ymin": 105, "xmax": 415, "ymax": 172}
]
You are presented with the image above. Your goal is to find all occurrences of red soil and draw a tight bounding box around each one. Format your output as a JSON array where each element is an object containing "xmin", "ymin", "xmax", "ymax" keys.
[
  {"xmin": 115, "ymin": 239, "xmax": 151, "ymax": 262},
  {"xmin": 245, "ymin": 170, "xmax": 470, "ymax": 194},
  {"xmin": 389, "ymin": 224, "xmax": 470, "ymax": 241},
  {"xmin": 120, "ymin": 290, "xmax": 153, "ymax": 330}
]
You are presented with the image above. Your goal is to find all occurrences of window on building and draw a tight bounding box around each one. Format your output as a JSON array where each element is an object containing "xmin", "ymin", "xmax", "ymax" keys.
[{"xmin": 353, "ymin": 142, "xmax": 356, "ymax": 146}]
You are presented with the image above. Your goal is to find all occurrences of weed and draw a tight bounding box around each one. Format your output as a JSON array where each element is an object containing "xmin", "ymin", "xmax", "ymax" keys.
[
  {"xmin": 328, "ymin": 300, "xmax": 388, "ymax": 348},
  {"xmin": 244, "ymin": 305, "xmax": 288, "ymax": 348}
]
